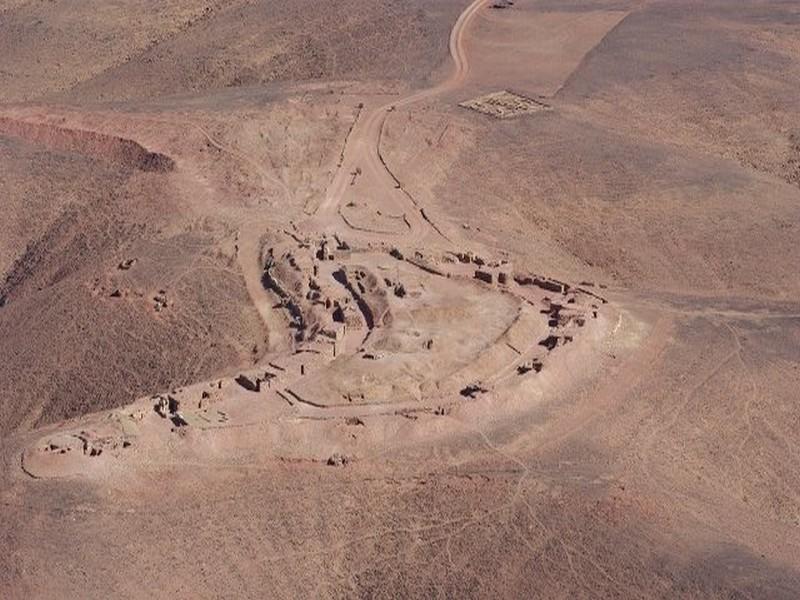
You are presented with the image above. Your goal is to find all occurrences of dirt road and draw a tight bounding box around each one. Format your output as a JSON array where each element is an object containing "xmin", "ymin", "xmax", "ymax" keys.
[{"xmin": 312, "ymin": 0, "xmax": 487, "ymax": 241}]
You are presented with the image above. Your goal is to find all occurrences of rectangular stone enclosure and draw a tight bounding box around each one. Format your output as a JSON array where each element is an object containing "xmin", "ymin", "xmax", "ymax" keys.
[{"xmin": 459, "ymin": 90, "xmax": 549, "ymax": 119}]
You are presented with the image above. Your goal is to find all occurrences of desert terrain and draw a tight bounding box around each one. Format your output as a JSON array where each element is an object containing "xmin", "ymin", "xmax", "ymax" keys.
[{"xmin": 2, "ymin": 0, "xmax": 800, "ymax": 597}]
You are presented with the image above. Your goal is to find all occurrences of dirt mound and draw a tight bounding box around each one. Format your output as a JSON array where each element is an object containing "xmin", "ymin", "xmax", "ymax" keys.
[
  {"xmin": 0, "ymin": 117, "xmax": 174, "ymax": 172},
  {"xmin": 0, "ymin": 182, "xmax": 266, "ymax": 432}
]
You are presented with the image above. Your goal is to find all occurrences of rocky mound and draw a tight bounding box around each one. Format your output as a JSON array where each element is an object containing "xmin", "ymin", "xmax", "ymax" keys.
[{"xmin": 0, "ymin": 117, "xmax": 174, "ymax": 172}]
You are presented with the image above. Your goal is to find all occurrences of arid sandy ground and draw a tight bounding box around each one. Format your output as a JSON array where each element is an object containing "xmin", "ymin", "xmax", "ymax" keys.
[{"xmin": 2, "ymin": 0, "xmax": 800, "ymax": 598}]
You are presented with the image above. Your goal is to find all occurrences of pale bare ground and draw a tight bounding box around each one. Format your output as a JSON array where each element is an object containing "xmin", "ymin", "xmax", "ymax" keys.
[{"xmin": 2, "ymin": 0, "xmax": 800, "ymax": 598}]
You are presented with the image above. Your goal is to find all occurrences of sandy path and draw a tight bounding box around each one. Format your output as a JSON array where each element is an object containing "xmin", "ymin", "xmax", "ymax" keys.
[
  {"xmin": 312, "ymin": 0, "xmax": 487, "ymax": 239},
  {"xmin": 228, "ymin": 0, "xmax": 488, "ymax": 351}
]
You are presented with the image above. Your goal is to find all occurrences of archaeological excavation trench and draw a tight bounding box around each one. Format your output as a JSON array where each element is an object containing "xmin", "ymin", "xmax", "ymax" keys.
[{"xmin": 14, "ymin": 0, "xmax": 619, "ymax": 479}]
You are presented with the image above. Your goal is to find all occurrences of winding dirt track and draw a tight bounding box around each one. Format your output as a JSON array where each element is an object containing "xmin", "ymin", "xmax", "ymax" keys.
[
  {"xmin": 312, "ymin": 0, "xmax": 487, "ymax": 237},
  {"xmin": 228, "ymin": 0, "xmax": 487, "ymax": 347}
]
